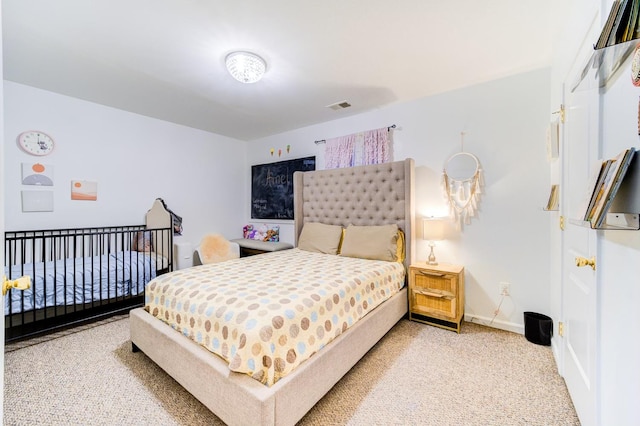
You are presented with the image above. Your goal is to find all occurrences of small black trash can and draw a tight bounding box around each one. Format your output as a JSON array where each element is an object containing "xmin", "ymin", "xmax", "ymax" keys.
[{"xmin": 524, "ymin": 312, "xmax": 553, "ymax": 346}]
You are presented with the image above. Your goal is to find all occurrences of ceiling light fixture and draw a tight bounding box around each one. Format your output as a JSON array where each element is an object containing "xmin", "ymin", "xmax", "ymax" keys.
[{"xmin": 225, "ymin": 51, "xmax": 266, "ymax": 84}]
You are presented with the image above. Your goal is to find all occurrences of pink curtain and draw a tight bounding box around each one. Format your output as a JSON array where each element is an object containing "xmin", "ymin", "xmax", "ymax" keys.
[
  {"xmin": 324, "ymin": 127, "xmax": 391, "ymax": 169},
  {"xmin": 363, "ymin": 127, "xmax": 391, "ymax": 165},
  {"xmin": 324, "ymin": 134, "xmax": 356, "ymax": 169}
]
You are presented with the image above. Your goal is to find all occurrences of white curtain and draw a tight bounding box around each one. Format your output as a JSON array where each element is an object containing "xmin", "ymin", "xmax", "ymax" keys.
[{"xmin": 324, "ymin": 127, "xmax": 391, "ymax": 169}]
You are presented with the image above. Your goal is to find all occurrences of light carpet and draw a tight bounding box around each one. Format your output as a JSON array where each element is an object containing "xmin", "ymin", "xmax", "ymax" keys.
[{"xmin": 4, "ymin": 316, "xmax": 579, "ymax": 425}]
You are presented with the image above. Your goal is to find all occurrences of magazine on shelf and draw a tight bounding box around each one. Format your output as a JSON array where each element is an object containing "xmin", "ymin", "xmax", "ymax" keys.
[
  {"xmin": 578, "ymin": 159, "xmax": 613, "ymax": 221},
  {"xmin": 591, "ymin": 147, "xmax": 636, "ymax": 228},
  {"xmin": 608, "ymin": 0, "xmax": 632, "ymax": 46},
  {"xmin": 545, "ymin": 184, "xmax": 559, "ymax": 211},
  {"xmin": 596, "ymin": 0, "xmax": 622, "ymax": 49},
  {"xmin": 623, "ymin": 0, "xmax": 640, "ymax": 42}
]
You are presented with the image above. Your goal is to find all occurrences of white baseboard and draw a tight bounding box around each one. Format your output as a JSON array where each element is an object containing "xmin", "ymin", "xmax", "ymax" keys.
[
  {"xmin": 551, "ymin": 338, "xmax": 563, "ymax": 375},
  {"xmin": 464, "ymin": 313, "xmax": 524, "ymax": 335}
]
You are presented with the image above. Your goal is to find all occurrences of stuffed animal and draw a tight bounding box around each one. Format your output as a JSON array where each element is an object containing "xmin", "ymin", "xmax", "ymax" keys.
[
  {"xmin": 242, "ymin": 224, "xmax": 280, "ymax": 242},
  {"xmin": 253, "ymin": 224, "xmax": 268, "ymax": 241},
  {"xmin": 265, "ymin": 229, "xmax": 278, "ymax": 242}
]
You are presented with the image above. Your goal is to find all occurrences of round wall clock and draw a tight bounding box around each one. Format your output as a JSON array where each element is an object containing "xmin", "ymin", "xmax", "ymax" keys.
[{"xmin": 17, "ymin": 130, "xmax": 55, "ymax": 156}]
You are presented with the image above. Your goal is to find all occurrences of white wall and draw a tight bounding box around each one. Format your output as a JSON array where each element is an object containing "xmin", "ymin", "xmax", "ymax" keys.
[
  {"xmin": 247, "ymin": 68, "xmax": 553, "ymax": 332},
  {"xmin": 3, "ymin": 82, "xmax": 247, "ymax": 258}
]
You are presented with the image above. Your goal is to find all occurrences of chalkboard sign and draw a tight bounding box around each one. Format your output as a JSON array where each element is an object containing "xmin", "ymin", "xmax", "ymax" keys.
[{"xmin": 251, "ymin": 156, "xmax": 316, "ymax": 220}]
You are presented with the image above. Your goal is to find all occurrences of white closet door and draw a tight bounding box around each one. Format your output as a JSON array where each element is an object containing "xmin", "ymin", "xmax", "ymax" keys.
[{"xmin": 560, "ymin": 14, "xmax": 601, "ymax": 426}]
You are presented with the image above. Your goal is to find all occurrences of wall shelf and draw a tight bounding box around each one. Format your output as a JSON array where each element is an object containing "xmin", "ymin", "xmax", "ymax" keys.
[
  {"xmin": 572, "ymin": 152, "xmax": 640, "ymax": 230},
  {"xmin": 571, "ymin": 38, "xmax": 638, "ymax": 92},
  {"xmin": 569, "ymin": 213, "xmax": 639, "ymax": 230}
]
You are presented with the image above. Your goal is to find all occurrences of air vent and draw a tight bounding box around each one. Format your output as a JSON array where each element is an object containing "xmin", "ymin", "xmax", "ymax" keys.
[{"xmin": 326, "ymin": 100, "xmax": 351, "ymax": 110}]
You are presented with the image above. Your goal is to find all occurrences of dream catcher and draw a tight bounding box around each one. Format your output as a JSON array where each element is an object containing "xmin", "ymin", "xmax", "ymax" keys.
[{"xmin": 442, "ymin": 139, "xmax": 483, "ymax": 228}]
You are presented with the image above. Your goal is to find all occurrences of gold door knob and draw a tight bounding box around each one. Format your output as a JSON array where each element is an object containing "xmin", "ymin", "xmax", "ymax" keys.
[
  {"xmin": 575, "ymin": 256, "xmax": 596, "ymax": 271},
  {"xmin": 2, "ymin": 275, "xmax": 31, "ymax": 296}
]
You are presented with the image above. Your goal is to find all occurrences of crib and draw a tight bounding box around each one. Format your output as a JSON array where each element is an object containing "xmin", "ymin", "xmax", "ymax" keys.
[{"xmin": 3, "ymin": 200, "xmax": 174, "ymax": 342}]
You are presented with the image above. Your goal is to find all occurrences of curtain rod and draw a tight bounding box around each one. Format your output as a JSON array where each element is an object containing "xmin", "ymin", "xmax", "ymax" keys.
[{"xmin": 314, "ymin": 124, "xmax": 396, "ymax": 145}]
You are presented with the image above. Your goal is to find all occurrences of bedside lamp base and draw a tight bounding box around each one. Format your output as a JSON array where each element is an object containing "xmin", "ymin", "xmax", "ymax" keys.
[{"xmin": 427, "ymin": 242, "xmax": 438, "ymax": 265}]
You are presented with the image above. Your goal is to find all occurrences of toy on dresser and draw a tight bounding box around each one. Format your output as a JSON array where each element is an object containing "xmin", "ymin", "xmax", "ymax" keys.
[{"xmin": 242, "ymin": 224, "xmax": 280, "ymax": 242}]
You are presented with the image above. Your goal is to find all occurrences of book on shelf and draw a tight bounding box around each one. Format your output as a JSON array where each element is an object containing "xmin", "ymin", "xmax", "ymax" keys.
[
  {"xmin": 623, "ymin": 0, "xmax": 640, "ymax": 42},
  {"xmin": 577, "ymin": 159, "xmax": 613, "ymax": 221},
  {"xmin": 636, "ymin": 2, "xmax": 640, "ymax": 40},
  {"xmin": 596, "ymin": 0, "xmax": 638, "ymax": 48},
  {"xmin": 591, "ymin": 147, "xmax": 636, "ymax": 228},
  {"xmin": 545, "ymin": 184, "xmax": 559, "ymax": 211},
  {"xmin": 596, "ymin": 0, "xmax": 622, "ymax": 49},
  {"xmin": 610, "ymin": 0, "xmax": 634, "ymax": 45},
  {"xmin": 627, "ymin": 0, "xmax": 640, "ymax": 42}
]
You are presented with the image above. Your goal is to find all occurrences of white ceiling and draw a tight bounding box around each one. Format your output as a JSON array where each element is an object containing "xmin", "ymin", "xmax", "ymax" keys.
[{"xmin": 2, "ymin": 1, "xmax": 558, "ymax": 141}]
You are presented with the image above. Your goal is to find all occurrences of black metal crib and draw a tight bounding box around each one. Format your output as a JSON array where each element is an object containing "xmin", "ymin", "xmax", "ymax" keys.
[{"xmin": 4, "ymin": 224, "xmax": 173, "ymax": 342}]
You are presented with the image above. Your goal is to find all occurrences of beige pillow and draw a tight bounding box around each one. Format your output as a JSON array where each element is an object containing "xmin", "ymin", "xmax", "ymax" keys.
[
  {"xmin": 297, "ymin": 222, "xmax": 343, "ymax": 254},
  {"xmin": 340, "ymin": 224, "xmax": 399, "ymax": 261}
]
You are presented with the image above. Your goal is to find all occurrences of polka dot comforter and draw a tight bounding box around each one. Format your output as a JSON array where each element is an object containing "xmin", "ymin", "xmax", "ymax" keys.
[{"xmin": 145, "ymin": 248, "xmax": 405, "ymax": 386}]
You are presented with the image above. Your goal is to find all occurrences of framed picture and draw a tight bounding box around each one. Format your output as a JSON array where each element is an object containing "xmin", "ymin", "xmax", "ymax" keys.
[
  {"xmin": 71, "ymin": 180, "xmax": 98, "ymax": 201},
  {"xmin": 22, "ymin": 163, "xmax": 54, "ymax": 186},
  {"xmin": 21, "ymin": 190, "xmax": 53, "ymax": 212}
]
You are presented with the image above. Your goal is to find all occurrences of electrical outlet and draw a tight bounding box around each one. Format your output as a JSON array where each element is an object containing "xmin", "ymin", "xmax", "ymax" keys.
[{"xmin": 499, "ymin": 282, "xmax": 510, "ymax": 296}]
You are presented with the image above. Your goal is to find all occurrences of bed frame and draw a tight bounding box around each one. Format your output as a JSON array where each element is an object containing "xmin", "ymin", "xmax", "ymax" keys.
[
  {"xmin": 130, "ymin": 159, "xmax": 415, "ymax": 425},
  {"xmin": 4, "ymin": 199, "xmax": 173, "ymax": 342}
]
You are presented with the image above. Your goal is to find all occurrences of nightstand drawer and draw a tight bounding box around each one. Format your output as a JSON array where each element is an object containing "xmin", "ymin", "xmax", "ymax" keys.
[
  {"xmin": 410, "ymin": 287, "xmax": 457, "ymax": 319},
  {"xmin": 413, "ymin": 269, "xmax": 458, "ymax": 294}
]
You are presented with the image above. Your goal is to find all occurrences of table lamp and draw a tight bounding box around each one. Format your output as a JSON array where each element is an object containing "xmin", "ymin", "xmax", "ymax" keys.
[{"xmin": 423, "ymin": 217, "xmax": 446, "ymax": 265}]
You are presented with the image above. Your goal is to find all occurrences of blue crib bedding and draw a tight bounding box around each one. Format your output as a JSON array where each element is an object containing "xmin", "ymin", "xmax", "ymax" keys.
[{"xmin": 4, "ymin": 251, "xmax": 166, "ymax": 314}]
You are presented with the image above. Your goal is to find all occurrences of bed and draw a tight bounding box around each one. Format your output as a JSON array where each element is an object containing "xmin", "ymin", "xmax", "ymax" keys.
[
  {"xmin": 130, "ymin": 158, "xmax": 415, "ymax": 425},
  {"xmin": 4, "ymin": 199, "xmax": 174, "ymax": 342}
]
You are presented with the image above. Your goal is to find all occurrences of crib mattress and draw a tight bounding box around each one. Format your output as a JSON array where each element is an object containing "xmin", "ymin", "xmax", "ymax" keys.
[
  {"xmin": 4, "ymin": 251, "xmax": 166, "ymax": 314},
  {"xmin": 144, "ymin": 248, "xmax": 405, "ymax": 386}
]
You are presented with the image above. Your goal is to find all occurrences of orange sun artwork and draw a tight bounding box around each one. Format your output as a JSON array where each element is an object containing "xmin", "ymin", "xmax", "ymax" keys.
[
  {"xmin": 71, "ymin": 180, "xmax": 98, "ymax": 201},
  {"xmin": 21, "ymin": 162, "xmax": 53, "ymax": 186}
]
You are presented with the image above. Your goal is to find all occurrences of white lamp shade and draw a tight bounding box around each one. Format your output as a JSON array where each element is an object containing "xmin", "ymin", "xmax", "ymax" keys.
[
  {"xmin": 225, "ymin": 51, "xmax": 266, "ymax": 84},
  {"xmin": 423, "ymin": 217, "xmax": 445, "ymax": 241}
]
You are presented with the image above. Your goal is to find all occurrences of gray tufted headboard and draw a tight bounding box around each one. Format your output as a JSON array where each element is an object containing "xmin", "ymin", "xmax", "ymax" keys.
[{"xmin": 293, "ymin": 158, "xmax": 415, "ymax": 270}]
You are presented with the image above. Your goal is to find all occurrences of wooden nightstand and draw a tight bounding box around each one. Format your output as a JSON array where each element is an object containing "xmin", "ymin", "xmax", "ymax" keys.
[
  {"xmin": 408, "ymin": 262, "xmax": 465, "ymax": 333},
  {"xmin": 230, "ymin": 239, "xmax": 293, "ymax": 258}
]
